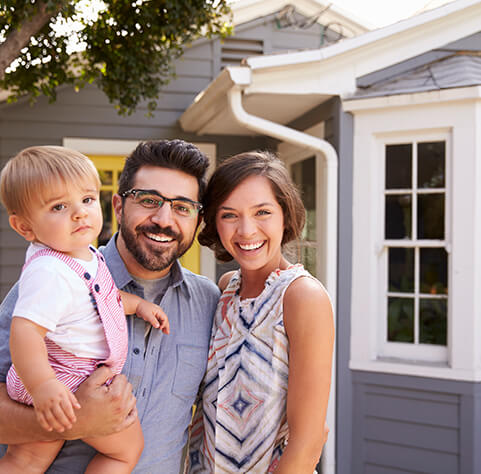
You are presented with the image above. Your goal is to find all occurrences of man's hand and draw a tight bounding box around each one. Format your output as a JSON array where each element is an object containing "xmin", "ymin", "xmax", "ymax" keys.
[
  {"xmin": 61, "ymin": 366, "xmax": 137, "ymax": 440},
  {"xmin": 30, "ymin": 378, "xmax": 80, "ymax": 433}
]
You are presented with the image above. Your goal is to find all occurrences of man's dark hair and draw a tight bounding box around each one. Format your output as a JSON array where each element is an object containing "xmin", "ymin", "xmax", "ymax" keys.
[{"xmin": 118, "ymin": 140, "xmax": 210, "ymax": 200}]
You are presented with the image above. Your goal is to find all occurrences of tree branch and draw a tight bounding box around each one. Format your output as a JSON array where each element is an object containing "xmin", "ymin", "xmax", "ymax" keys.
[{"xmin": 0, "ymin": 1, "xmax": 64, "ymax": 81}]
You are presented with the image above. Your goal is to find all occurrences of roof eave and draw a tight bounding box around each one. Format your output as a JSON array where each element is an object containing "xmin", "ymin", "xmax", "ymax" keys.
[{"xmin": 179, "ymin": 67, "xmax": 251, "ymax": 133}]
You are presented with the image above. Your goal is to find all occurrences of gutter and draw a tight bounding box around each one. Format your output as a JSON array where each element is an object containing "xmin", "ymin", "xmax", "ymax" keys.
[
  {"xmin": 227, "ymin": 85, "xmax": 338, "ymax": 474},
  {"xmin": 227, "ymin": 86, "xmax": 338, "ymax": 304}
]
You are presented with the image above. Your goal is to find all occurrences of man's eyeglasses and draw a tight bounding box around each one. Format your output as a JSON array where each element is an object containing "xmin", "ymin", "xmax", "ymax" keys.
[{"xmin": 121, "ymin": 189, "xmax": 203, "ymax": 218}]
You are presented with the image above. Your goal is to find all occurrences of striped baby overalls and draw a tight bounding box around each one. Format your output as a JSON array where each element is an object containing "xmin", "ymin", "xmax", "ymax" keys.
[{"xmin": 6, "ymin": 246, "xmax": 128, "ymax": 405}]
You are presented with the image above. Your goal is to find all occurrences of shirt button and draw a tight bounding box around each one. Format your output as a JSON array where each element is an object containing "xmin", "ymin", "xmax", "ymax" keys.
[
  {"xmin": 133, "ymin": 348, "xmax": 140, "ymax": 355},
  {"xmin": 94, "ymin": 284, "xmax": 100, "ymax": 292},
  {"xmin": 84, "ymin": 272, "xmax": 91, "ymax": 280}
]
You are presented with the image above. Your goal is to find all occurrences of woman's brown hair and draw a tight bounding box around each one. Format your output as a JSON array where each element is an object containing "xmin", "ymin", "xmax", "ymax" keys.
[{"xmin": 198, "ymin": 150, "xmax": 306, "ymax": 262}]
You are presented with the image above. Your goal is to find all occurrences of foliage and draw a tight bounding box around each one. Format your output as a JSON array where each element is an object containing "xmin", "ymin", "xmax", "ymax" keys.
[{"xmin": 0, "ymin": 1, "xmax": 232, "ymax": 115}]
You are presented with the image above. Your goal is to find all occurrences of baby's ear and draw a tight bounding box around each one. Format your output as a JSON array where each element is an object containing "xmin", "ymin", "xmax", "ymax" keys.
[{"xmin": 9, "ymin": 215, "xmax": 36, "ymax": 241}]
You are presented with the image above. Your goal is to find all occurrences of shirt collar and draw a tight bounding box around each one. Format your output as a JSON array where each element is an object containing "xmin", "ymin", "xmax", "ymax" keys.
[{"xmin": 100, "ymin": 233, "xmax": 191, "ymax": 297}]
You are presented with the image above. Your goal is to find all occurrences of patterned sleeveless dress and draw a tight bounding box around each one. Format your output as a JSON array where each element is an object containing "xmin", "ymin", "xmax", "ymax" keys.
[{"xmin": 188, "ymin": 264, "xmax": 313, "ymax": 473}]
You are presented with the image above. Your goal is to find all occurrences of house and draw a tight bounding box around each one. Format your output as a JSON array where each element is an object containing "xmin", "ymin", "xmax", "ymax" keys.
[
  {"xmin": 2, "ymin": 0, "xmax": 481, "ymax": 472},
  {"xmin": 179, "ymin": 1, "xmax": 481, "ymax": 472}
]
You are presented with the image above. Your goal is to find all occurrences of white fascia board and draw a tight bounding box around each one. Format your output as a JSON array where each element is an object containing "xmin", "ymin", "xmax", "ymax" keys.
[
  {"xmin": 245, "ymin": 59, "xmax": 357, "ymax": 97},
  {"xmin": 343, "ymin": 86, "xmax": 481, "ymax": 112},
  {"xmin": 246, "ymin": 0, "xmax": 481, "ymax": 74},
  {"xmin": 179, "ymin": 67, "xmax": 251, "ymax": 132}
]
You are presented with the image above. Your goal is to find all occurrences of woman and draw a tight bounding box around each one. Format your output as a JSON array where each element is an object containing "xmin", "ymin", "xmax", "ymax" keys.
[{"xmin": 189, "ymin": 151, "xmax": 334, "ymax": 473}]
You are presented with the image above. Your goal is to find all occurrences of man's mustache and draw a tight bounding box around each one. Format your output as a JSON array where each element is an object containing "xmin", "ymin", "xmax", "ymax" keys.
[{"xmin": 136, "ymin": 224, "xmax": 180, "ymax": 241}]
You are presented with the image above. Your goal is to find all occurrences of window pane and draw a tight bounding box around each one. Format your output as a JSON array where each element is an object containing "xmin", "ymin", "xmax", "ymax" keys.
[
  {"xmin": 388, "ymin": 297, "xmax": 414, "ymax": 342},
  {"xmin": 418, "ymin": 142, "xmax": 445, "ymax": 189},
  {"xmin": 419, "ymin": 299, "xmax": 447, "ymax": 345},
  {"xmin": 386, "ymin": 144, "xmax": 412, "ymax": 189},
  {"xmin": 417, "ymin": 194, "xmax": 444, "ymax": 239},
  {"xmin": 99, "ymin": 190, "xmax": 113, "ymax": 246},
  {"xmin": 388, "ymin": 248, "xmax": 414, "ymax": 292},
  {"xmin": 420, "ymin": 248, "xmax": 448, "ymax": 294},
  {"xmin": 385, "ymin": 194, "xmax": 412, "ymax": 239},
  {"xmin": 98, "ymin": 170, "xmax": 113, "ymax": 185},
  {"xmin": 300, "ymin": 246, "xmax": 317, "ymax": 278},
  {"xmin": 292, "ymin": 157, "xmax": 316, "ymax": 240}
]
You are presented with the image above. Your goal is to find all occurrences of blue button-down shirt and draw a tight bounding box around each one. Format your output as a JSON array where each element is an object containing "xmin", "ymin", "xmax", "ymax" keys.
[{"xmin": 0, "ymin": 235, "xmax": 220, "ymax": 473}]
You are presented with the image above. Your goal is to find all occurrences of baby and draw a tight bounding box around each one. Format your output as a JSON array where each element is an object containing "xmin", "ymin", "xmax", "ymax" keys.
[{"xmin": 0, "ymin": 146, "xmax": 169, "ymax": 473}]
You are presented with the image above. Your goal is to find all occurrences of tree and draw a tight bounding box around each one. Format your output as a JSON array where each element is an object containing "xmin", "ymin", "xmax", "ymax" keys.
[{"xmin": 0, "ymin": 1, "xmax": 232, "ymax": 115}]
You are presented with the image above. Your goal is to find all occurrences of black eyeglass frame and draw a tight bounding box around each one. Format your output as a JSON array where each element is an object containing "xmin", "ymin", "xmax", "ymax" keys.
[{"xmin": 120, "ymin": 188, "xmax": 203, "ymax": 217}]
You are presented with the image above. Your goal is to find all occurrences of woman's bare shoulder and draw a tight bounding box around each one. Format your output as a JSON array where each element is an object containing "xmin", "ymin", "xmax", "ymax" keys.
[
  {"xmin": 283, "ymin": 276, "xmax": 333, "ymax": 327},
  {"xmin": 218, "ymin": 271, "xmax": 237, "ymax": 291}
]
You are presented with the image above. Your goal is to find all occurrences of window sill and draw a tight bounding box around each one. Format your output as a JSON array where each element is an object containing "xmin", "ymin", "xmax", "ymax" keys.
[{"xmin": 349, "ymin": 359, "xmax": 481, "ymax": 382}]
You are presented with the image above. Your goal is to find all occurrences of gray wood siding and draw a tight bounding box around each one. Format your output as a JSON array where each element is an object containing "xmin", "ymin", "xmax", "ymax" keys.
[{"xmin": 352, "ymin": 371, "xmax": 481, "ymax": 474}]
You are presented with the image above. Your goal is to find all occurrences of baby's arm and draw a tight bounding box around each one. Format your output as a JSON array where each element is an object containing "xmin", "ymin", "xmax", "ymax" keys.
[
  {"xmin": 10, "ymin": 317, "xmax": 80, "ymax": 432},
  {"xmin": 119, "ymin": 291, "xmax": 170, "ymax": 334}
]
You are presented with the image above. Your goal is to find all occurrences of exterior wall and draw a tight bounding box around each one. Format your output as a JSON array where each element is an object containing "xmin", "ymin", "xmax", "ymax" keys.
[
  {"xmin": 352, "ymin": 371, "xmax": 481, "ymax": 474},
  {"xmin": 345, "ymin": 83, "xmax": 481, "ymax": 472},
  {"xmin": 0, "ymin": 12, "xmax": 329, "ymax": 298}
]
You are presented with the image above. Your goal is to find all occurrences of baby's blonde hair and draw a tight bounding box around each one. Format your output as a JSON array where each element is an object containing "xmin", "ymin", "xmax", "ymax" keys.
[{"xmin": 0, "ymin": 146, "xmax": 101, "ymax": 218}]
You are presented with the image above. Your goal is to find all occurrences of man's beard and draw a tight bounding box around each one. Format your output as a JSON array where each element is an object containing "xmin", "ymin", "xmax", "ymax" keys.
[{"xmin": 119, "ymin": 222, "xmax": 192, "ymax": 272}]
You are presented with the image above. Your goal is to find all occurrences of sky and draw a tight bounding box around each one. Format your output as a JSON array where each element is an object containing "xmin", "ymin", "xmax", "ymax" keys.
[{"xmin": 328, "ymin": 0, "xmax": 454, "ymax": 28}]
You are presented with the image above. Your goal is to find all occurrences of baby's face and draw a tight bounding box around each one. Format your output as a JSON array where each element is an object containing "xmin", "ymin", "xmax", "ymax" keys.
[{"xmin": 22, "ymin": 179, "xmax": 102, "ymax": 260}]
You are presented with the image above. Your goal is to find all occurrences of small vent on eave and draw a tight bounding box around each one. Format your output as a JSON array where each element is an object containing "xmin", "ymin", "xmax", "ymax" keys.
[{"xmin": 220, "ymin": 38, "xmax": 264, "ymax": 68}]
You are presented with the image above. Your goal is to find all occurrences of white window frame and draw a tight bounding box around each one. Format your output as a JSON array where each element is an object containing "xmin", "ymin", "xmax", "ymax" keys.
[
  {"xmin": 378, "ymin": 133, "xmax": 450, "ymax": 363},
  {"xmin": 346, "ymin": 86, "xmax": 481, "ymax": 381}
]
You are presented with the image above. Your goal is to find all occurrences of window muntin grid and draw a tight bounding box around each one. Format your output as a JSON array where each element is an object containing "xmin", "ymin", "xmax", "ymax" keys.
[{"xmin": 384, "ymin": 141, "xmax": 448, "ymax": 347}]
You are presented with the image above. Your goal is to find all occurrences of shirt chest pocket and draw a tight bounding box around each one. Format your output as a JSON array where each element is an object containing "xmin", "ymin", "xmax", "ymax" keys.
[{"xmin": 172, "ymin": 344, "xmax": 207, "ymax": 400}]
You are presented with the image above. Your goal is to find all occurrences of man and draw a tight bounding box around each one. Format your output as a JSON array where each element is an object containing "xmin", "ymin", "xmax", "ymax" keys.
[{"xmin": 0, "ymin": 140, "xmax": 220, "ymax": 472}]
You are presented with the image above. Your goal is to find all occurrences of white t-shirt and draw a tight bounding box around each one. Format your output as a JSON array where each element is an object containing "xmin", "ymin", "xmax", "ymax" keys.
[{"xmin": 13, "ymin": 242, "xmax": 109, "ymax": 359}]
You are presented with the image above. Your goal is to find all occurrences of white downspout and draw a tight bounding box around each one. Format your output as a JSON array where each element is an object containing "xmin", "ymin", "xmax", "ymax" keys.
[{"xmin": 227, "ymin": 85, "xmax": 338, "ymax": 474}]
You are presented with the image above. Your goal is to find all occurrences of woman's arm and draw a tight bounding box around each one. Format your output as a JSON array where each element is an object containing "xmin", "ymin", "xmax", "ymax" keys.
[{"xmin": 275, "ymin": 277, "xmax": 334, "ymax": 474}]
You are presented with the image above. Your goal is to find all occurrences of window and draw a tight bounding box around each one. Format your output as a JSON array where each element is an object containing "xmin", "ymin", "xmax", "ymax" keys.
[
  {"xmin": 279, "ymin": 123, "xmax": 325, "ymax": 281},
  {"xmin": 346, "ymin": 89, "xmax": 481, "ymax": 379},
  {"xmin": 291, "ymin": 156, "xmax": 318, "ymax": 276},
  {"xmin": 380, "ymin": 140, "xmax": 449, "ymax": 362}
]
